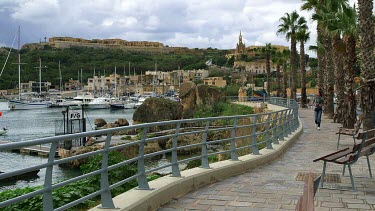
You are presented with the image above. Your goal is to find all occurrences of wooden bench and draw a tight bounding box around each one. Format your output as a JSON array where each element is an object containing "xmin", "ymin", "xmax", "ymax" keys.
[
  {"xmin": 295, "ymin": 172, "xmax": 321, "ymax": 211},
  {"xmin": 314, "ymin": 129, "xmax": 375, "ymax": 190},
  {"xmin": 336, "ymin": 115, "xmax": 362, "ymax": 149}
]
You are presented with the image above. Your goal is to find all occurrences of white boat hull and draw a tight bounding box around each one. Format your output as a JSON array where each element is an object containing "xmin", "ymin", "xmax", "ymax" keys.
[
  {"xmin": 86, "ymin": 104, "xmax": 110, "ymax": 109},
  {"xmin": 124, "ymin": 103, "xmax": 136, "ymax": 109},
  {"xmin": 8, "ymin": 100, "xmax": 51, "ymax": 110}
]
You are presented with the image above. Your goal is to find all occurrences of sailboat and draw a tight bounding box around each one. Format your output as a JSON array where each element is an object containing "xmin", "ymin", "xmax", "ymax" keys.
[{"xmin": 8, "ymin": 27, "xmax": 51, "ymax": 110}]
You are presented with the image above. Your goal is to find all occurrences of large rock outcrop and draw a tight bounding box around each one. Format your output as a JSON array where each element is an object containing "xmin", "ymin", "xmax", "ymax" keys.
[
  {"xmin": 133, "ymin": 97, "xmax": 183, "ymax": 124},
  {"xmin": 179, "ymin": 81, "xmax": 197, "ymax": 118},
  {"xmin": 179, "ymin": 82, "xmax": 225, "ymax": 118}
]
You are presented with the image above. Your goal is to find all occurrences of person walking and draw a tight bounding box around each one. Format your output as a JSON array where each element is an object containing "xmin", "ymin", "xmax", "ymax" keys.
[{"xmin": 314, "ymin": 89, "xmax": 324, "ymax": 130}]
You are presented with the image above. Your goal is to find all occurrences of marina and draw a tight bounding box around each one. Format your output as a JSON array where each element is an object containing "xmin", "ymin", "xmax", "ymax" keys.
[{"xmin": 0, "ymin": 101, "xmax": 134, "ymax": 190}]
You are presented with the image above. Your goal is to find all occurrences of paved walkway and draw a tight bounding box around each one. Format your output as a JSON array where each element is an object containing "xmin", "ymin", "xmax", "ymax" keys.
[{"xmin": 158, "ymin": 108, "xmax": 375, "ymax": 211}]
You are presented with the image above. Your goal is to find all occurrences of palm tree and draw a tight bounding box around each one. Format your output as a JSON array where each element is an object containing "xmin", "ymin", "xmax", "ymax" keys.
[
  {"xmin": 277, "ymin": 11, "xmax": 307, "ymax": 100},
  {"xmin": 314, "ymin": 0, "xmax": 348, "ymax": 122},
  {"xmin": 337, "ymin": 3, "xmax": 358, "ymax": 128},
  {"xmin": 272, "ymin": 51, "xmax": 283, "ymax": 97},
  {"xmin": 296, "ymin": 28, "xmax": 310, "ymax": 108},
  {"xmin": 358, "ymin": 0, "xmax": 375, "ymax": 130},
  {"xmin": 281, "ymin": 49, "xmax": 290, "ymax": 98},
  {"xmin": 311, "ymin": 2, "xmax": 336, "ymax": 119},
  {"xmin": 257, "ymin": 43, "xmax": 275, "ymax": 95}
]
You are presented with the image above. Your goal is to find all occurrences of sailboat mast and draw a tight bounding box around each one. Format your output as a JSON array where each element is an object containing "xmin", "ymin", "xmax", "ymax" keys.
[
  {"xmin": 59, "ymin": 60, "xmax": 62, "ymax": 94},
  {"xmin": 93, "ymin": 66, "xmax": 96, "ymax": 95},
  {"xmin": 39, "ymin": 58, "xmax": 42, "ymax": 95},
  {"xmin": 17, "ymin": 26, "xmax": 21, "ymax": 100},
  {"xmin": 114, "ymin": 66, "xmax": 117, "ymax": 98}
]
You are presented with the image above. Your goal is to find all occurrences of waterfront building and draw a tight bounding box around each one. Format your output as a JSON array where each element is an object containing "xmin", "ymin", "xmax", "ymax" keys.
[{"xmin": 203, "ymin": 77, "xmax": 227, "ymax": 88}]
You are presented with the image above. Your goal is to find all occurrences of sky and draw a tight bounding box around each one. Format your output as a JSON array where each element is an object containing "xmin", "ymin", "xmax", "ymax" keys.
[{"xmin": 0, "ymin": 0, "xmax": 358, "ymax": 57}]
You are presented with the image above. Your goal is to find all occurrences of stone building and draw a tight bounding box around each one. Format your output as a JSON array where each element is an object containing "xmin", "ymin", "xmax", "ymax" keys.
[{"xmin": 203, "ymin": 77, "xmax": 227, "ymax": 88}]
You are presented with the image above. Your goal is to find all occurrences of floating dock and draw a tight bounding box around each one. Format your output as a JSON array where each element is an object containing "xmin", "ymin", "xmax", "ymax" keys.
[{"xmin": 0, "ymin": 140, "xmax": 52, "ymax": 157}]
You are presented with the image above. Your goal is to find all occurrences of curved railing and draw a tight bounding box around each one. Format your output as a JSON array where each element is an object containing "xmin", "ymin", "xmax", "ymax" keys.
[{"xmin": 0, "ymin": 97, "xmax": 299, "ymax": 210}]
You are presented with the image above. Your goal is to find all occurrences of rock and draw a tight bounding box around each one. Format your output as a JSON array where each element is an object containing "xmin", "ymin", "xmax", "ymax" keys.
[
  {"xmin": 102, "ymin": 123, "xmax": 120, "ymax": 129},
  {"xmin": 133, "ymin": 97, "xmax": 183, "ymax": 124},
  {"xmin": 115, "ymin": 118, "xmax": 129, "ymax": 127},
  {"xmin": 95, "ymin": 118, "xmax": 107, "ymax": 127},
  {"xmin": 179, "ymin": 82, "xmax": 197, "ymax": 118},
  {"xmin": 196, "ymin": 84, "xmax": 224, "ymax": 106},
  {"xmin": 179, "ymin": 83, "xmax": 225, "ymax": 118}
]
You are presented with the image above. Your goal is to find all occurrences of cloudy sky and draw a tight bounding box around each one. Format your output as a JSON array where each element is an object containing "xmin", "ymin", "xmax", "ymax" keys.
[{"xmin": 0, "ymin": 0, "xmax": 358, "ymax": 56}]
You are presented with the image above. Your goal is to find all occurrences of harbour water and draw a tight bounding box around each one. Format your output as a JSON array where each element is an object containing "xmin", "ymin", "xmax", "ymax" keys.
[{"xmin": 0, "ymin": 101, "xmax": 134, "ymax": 190}]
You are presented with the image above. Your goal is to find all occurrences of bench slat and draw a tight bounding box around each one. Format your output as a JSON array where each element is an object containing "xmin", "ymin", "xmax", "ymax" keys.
[
  {"xmin": 313, "ymin": 148, "xmax": 350, "ymax": 162},
  {"xmin": 296, "ymin": 172, "xmax": 315, "ymax": 211}
]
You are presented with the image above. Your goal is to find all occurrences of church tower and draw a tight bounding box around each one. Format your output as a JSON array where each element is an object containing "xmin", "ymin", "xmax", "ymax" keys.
[{"xmin": 236, "ymin": 31, "xmax": 246, "ymax": 54}]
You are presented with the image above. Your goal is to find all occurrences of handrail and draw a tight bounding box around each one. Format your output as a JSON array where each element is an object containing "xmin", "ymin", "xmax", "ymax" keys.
[{"xmin": 0, "ymin": 97, "xmax": 299, "ymax": 210}]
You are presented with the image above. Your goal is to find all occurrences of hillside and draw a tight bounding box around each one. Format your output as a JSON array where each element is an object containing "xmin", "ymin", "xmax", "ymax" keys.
[{"xmin": 0, "ymin": 45, "xmax": 229, "ymax": 90}]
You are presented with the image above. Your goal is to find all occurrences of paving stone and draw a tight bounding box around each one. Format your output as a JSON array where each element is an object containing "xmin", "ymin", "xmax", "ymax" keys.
[
  {"xmin": 236, "ymin": 197, "xmax": 266, "ymax": 203},
  {"xmin": 226, "ymin": 201, "xmax": 253, "ymax": 207},
  {"xmin": 346, "ymin": 203, "xmax": 371, "ymax": 209},
  {"xmin": 156, "ymin": 208, "xmax": 185, "ymax": 211},
  {"xmin": 198, "ymin": 199, "xmax": 228, "ymax": 206},
  {"xmin": 185, "ymin": 203, "xmax": 212, "ymax": 210},
  {"xmin": 317, "ymin": 196, "xmax": 340, "ymax": 202},
  {"xmin": 321, "ymin": 202, "xmax": 345, "ymax": 208},
  {"xmin": 251, "ymin": 202, "xmax": 279, "ymax": 209},
  {"xmin": 341, "ymin": 198, "xmax": 364, "ymax": 203},
  {"xmin": 207, "ymin": 195, "xmax": 236, "ymax": 201},
  {"xmin": 209, "ymin": 206, "xmax": 236, "ymax": 211}
]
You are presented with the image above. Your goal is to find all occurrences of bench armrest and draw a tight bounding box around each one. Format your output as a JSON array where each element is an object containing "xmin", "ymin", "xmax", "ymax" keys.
[{"xmin": 313, "ymin": 147, "xmax": 350, "ymax": 162}]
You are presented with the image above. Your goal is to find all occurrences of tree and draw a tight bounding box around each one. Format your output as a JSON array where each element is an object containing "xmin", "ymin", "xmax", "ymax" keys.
[
  {"xmin": 281, "ymin": 49, "xmax": 290, "ymax": 98},
  {"xmin": 358, "ymin": 0, "xmax": 375, "ymax": 130},
  {"xmin": 272, "ymin": 51, "xmax": 283, "ymax": 97},
  {"xmin": 277, "ymin": 11, "xmax": 307, "ymax": 100},
  {"xmin": 259, "ymin": 43, "xmax": 277, "ymax": 95},
  {"xmin": 296, "ymin": 28, "xmax": 310, "ymax": 108}
]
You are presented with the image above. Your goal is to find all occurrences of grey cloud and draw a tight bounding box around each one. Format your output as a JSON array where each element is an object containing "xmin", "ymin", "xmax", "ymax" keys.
[{"xmin": 0, "ymin": 0, "xmax": 319, "ymax": 55}]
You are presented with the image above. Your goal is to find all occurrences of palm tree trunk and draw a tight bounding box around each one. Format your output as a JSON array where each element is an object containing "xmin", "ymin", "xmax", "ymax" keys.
[
  {"xmin": 317, "ymin": 22, "xmax": 325, "ymax": 91},
  {"xmin": 323, "ymin": 36, "xmax": 335, "ymax": 119},
  {"xmin": 332, "ymin": 35, "xmax": 345, "ymax": 123},
  {"xmin": 358, "ymin": 0, "xmax": 375, "ymax": 130},
  {"xmin": 290, "ymin": 33, "xmax": 297, "ymax": 100},
  {"xmin": 342, "ymin": 35, "xmax": 357, "ymax": 128},
  {"xmin": 266, "ymin": 53, "xmax": 271, "ymax": 95},
  {"xmin": 276, "ymin": 64, "xmax": 281, "ymax": 97},
  {"xmin": 283, "ymin": 61, "xmax": 288, "ymax": 98},
  {"xmin": 300, "ymin": 41, "xmax": 307, "ymax": 108}
]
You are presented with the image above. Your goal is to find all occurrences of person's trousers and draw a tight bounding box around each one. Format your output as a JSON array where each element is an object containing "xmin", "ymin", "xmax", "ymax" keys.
[{"xmin": 314, "ymin": 109, "xmax": 322, "ymax": 127}]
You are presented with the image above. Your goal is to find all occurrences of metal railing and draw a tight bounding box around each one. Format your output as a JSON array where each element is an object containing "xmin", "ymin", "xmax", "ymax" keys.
[{"xmin": 0, "ymin": 97, "xmax": 299, "ymax": 210}]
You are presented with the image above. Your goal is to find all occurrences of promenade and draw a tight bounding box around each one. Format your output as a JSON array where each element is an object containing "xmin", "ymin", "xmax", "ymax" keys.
[{"xmin": 159, "ymin": 108, "xmax": 375, "ymax": 211}]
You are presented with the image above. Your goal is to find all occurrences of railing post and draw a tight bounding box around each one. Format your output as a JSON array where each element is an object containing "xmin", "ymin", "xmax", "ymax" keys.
[
  {"xmin": 201, "ymin": 120, "xmax": 210, "ymax": 168},
  {"xmin": 283, "ymin": 110, "xmax": 289, "ymax": 138},
  {"xmin": 287, "ymin": 109, "xmax": 292, "ymax": 135},
  {"xmin": 279, "ymin": 110, "xmax": 285, "ymax": 141},
  {"xmin": 230, "ymin": 118, "xmax": 239, "ymax": 161},
  {"xmin": 294, "ymin": 107, "xmax": 299, "ymax": 129},
  {"xmin": 171, "ymin": 123, "xmax": 181, "ymax": 177},
  {"xmin": 272, "ymin": 113, "xmax": 279, "ymax": 144},
  {"xmin": 99, "ymin": 133, "xmax": 115, "ymax": 209},
  {"xmin": 265, "ymin": 114, "xmax": 273, "ymax": 149},
  {"xmin": 251, "ymin": 115, "xmax": 259, "ymax": 155},
  {"xmin": 43, "ymin": 142, "xmax": 58, "ymax": 211},
  {"xmin": 137, "ymin": 127, "xmax": 151, "ymax": 189}
]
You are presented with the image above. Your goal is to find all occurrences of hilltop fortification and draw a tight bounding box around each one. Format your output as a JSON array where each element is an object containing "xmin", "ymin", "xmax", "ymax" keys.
[{"xmin": 23, "ymin": 36, "xmax": 191, "ymax": 54}]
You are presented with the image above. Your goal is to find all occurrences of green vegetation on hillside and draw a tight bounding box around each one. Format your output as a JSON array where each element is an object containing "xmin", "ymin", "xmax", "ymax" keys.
[{"xmin": 0, "ymin": 46, "xmax": 229, "ymax": 90}]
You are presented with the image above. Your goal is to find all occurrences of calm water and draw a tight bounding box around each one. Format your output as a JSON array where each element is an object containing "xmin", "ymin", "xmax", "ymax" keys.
[{"xmin": 0, "ymin": 101, "xmax": 134, "ymax": 190}]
